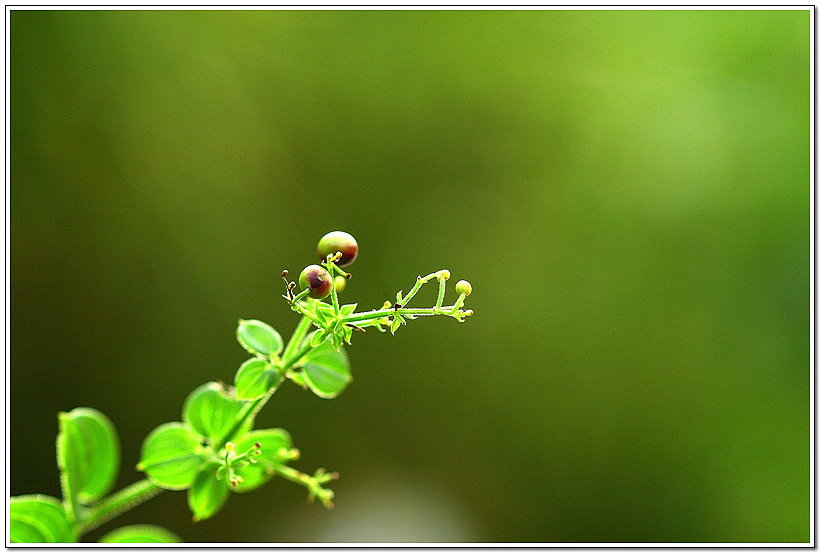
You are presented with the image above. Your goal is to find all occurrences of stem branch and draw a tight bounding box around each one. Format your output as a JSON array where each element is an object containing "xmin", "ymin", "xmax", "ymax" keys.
[{"xmin": 74, "ymin": 479, "xmax": 162, "ymax": 537}]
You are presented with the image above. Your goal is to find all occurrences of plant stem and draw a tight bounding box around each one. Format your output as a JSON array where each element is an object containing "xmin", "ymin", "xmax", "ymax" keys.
[
  {"xmin": 215, "ymin": 392, "xmax": 270, "ymax": 451},
  {"xmin": 401, "ymin": 272, "xmax": 439, "ymax": 306},
  {"xmin": 435, "ymin": 276, "xmax": 446, "ymax": 311},
  {"xmin": 291, "ymin": 298, "xmax": 323, "ymax": 327},
  {"xmin": 341, "ymin": 305, "xmax": 462, "ymax": 323},
  {"xmin": 217, "ymin": 317, "xmax": 320, "ymax": 451},
  {"xmin": 282, "ymin": 313, "xmax": 314, "ymax": 363},
  {"xmin": 283, "ymin": 337, "xmax": 316, "ymax": 368},
  {"xmin": 74, "ymin": 479, "xmax": 162, "ymax": 537},
  {"xmin": 273, "ymin": 465, "xmax": 336, "ymax": 508}
]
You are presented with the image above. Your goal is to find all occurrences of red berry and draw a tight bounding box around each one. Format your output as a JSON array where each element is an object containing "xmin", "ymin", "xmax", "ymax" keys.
[
  {"xmin": 299, "ymin": 265, "xmax": 332, "ymax": 299},
  {"xmin": 317, "ymin": 231, "xmax": 358, "ymax": 267}
]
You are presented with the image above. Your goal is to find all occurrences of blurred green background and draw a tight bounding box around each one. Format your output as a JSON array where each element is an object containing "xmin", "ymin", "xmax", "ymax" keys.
[{"xmin": 10, "ymin": 9, "xmax": 810, "ymax": 543}]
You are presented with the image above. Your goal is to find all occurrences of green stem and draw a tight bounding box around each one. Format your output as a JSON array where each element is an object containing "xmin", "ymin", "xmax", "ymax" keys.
[
  {"xmin": 273, "ymin": 465, "xmax": 336, "ymax": 508},
  {"xmin": 341, "ymin": 305, "xmax": 462, "ymax": 323},
  {"xmin": 282, "ymin": 313, "xmax": 314, "ymax": 363},
  {"xmin": 435, "ymin": 276, "xmax": 447, "ymax": 311},
  {"xmin": 74, "ymin": 479, "xmax": 162, "ymax": 537},
  {"xmin": 218, "ymin": 317, "xmax": 321, "ymax": 451},
  {"xmin": 400, "ymin": 272, "xmax": 438, "ymax": 306},
  {"xmin": 282, "ymin": 335, "xmax": 317, "ymax": 368},
  {"xmin": 291, "ymin": 298, "xmax": 320, "ymax": 325},
  {"xmin": 451, "ymin": 293, "xmax": 467, "ymax": 313},
  {"xmin": 330, "ymin": 279, "xmax": 340, "ymax": 315},
  {"xmin": 215, "ymin": 391, "xmax": 272, "ymax": 451}
]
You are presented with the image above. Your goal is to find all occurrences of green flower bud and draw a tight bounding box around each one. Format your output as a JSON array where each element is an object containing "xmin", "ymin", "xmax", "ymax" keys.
[
  {"xmin": 318, "ymin": 231, "xmax": 358, "ymax": 267},
  {"xmin": 299, "ymin": 265, "xmax": 332, "ymax": 299},
  {"xmin": 455, "ymin": 280, "xmax": 472, "ymax": 296}
]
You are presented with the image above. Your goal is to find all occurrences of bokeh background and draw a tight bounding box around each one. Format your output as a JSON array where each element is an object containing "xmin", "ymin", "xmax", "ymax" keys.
[{"xmin": 10, "ymin": 9, "xmax": 810, "ymax": 543}]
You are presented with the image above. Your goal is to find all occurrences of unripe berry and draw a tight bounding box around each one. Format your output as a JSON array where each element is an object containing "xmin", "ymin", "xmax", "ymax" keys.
[
  {"xmin": 333, "ymin": 275, "xmax": 347, "ymax": 293},
  {"xmin": 317, "ymin": 231, "xmax": 358, "ymax": 267},
  {"xmin": 455, "ymin": 280, "xmax": 472, "ymax": 296},
  {"xmin": 299, "ymin": 265, "xmax": 332, "ymax": 299}
]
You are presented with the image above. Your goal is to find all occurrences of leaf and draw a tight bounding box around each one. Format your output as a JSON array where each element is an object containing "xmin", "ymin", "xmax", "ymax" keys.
[
  {"xmin": 236, "ymin": 319, "xmax": 283, "ymax": 357},
  {"xmin": 390, "ymin": 316, "xmax": 402, "ymax": 335},
  {"xmin": 342, "ymin": 324, "xmax": 353, "ymax": 345},
  {"xmin": 98, "ymin": 525, "xmax": 182, "ymax": 543},
  {"xmin": 231, "ymin": 429, "xmax": 293, "ymax": 493},
  {"xmin": 234, "ymin": 358, "xmax": 278, "ymax": 400},
  {"xmin": 9, "ymin": 495, "xmax": 75, "ymax": 543},
  {"xmin": 339, "ymin": 303, "xmax": 357, "ymax": 318},
  {"xmin": 137, "ymin": 422, "xmax": 203, "ymax": 490},
  {"xmin": 182, "ymin": 382, "xmax": 244, "ymax": 443},
  {"xmin": 331, "ymin": 331, "xmax": 342, "ymax": 351},
  {"xmin": 188, "ymin": 463, "xmax": 230, "ymax": 522},
  {"xmin": 314, "ymin": 302, "xmax": 335, "ymax": 326},
  {"xmin": 313, "ymin": 306, "xmax": 329, "ymax": 326},
  {"xmin": 302, "ymin": 340, "xmax": 351, "ymax": 399},
  {"xmin": 310, "ymin": 329, "xmax": 329, "ymax": 347},
  {"xmin": 56, "ymin": 408, "xmax": 120, "ymax": 506}
]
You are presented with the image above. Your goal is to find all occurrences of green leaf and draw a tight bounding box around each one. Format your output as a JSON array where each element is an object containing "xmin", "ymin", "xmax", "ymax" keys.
[
  {"xmin": 236, "ymin": 319, "xmax": 283, "ymax": 357},
  {"xmin": 137, "ymin": 422, "xmax": 203, "ymax": 490},
  {"xmin": 342, "ymin": 324, "xmax": 353, "ymax": 345},
  {"xmin": 98, "ymin": 525, "xmax": 182, "ymax": 543},
  {"xmin": 310, "ymin": 329, "xmax": 329, "ymax": 347},
  {"xmin": 339, "ymin": 303, "xmax": 357, "ymax": 318},
  {"xmin": 390, "ymin": 316, "xmax": 402, "ymax": 335},
  {"xmin": 313, "ymin": 302, "xmax": 334, "ymax": 326},
  {"xmin": 9, "ymin": 495, "xmax": 75, "ymax": 543},
  {"xmin": 188, "ymin": 463, "xmax": 230, "ymax": 522},
  {"xmin": 235, "ymin": 358, "xmax": 278, "ymax": 401},
  {"xmin": 313, "ymin": 308, "xmax": 328, "ymax": 326},
  {"xmin": 302, "ymin": 340, "xmax": 352, "ymax": 398},
  {"xmin": 231, "ymin": 429, "xmax": 293, "ymax": 493},
  {"xmin": 182, "ymin": 382, "xmax": 244, "ymax": 443},
  {"xmin": 56, "ymin": 407, "xmax": 120, "ymax": 506},
  {"xmin": 330, "ymin": 331, "xmax": 342, "ymax": 351}
]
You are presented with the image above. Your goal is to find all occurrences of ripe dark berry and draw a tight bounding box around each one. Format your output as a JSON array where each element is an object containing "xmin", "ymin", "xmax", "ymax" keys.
[
  {"xmin": 317, "ymin": 231, "xmax": 358, "ymax": 267},
  {"xmin": 299, "ymin": 265, "xmax": 332, "ymax": 299}
]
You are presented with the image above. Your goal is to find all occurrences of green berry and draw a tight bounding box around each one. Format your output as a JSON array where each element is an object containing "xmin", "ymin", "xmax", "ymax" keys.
[
  {"xmin": 318, "ymin": 231, "xmax": 358, "ymax": 267},
  {"xmin": 299, "ymin": 265, "xmax": 332, "ymax": 299},
  {"xmin": 455, "ymin": 280, "xmax": 472, "ymax": 296}
]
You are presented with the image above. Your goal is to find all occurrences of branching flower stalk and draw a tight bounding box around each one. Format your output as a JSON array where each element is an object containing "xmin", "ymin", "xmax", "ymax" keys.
[{"xmin": 9, "ymin": 231, "xmax": 473, "ymax": 544}]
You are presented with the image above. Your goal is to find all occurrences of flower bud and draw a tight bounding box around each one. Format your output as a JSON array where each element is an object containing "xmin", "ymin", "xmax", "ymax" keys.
[{"xmin": 455, "ymin": 280, "xmax": 472, "ymax": 296}]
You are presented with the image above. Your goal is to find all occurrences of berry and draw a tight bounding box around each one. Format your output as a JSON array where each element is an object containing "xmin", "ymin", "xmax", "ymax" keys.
[
  {"xmin": 318, "ymin": 231, "xmax": 358, "ymax": 267},
  {"xmin": 333, "ymin": 275, "xmax": 347, "ymax": 293},
  {"xmin": 299, "ymin": 265, "xmax": 332, "ymax": 299},
  {"xmin": 455, "ymin": 280, "xmax": 472, "ymax": 296}
]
